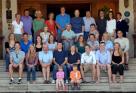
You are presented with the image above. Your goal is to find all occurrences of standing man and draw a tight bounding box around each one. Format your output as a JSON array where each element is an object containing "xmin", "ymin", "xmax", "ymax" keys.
[
  {"xmin": 116, "ymin": 12, "xmax": 129, "ymax": 37},
  {"xmin": 21, "ymin": 9, "xmax": 33, "ymax": 40},
  {"xmin": 9, "ymin": 42, "xmax": 25, "ymax": 84},
  {"xmin": 70, "ymin": 9, "xmax": 84, "ymax": 38},
  {"xmin": 83, "ymin": 11, "xmax": 96, "ymax": 41},
  {"xmin": 96, "ymin": 10, "xmax": 107, "ymax": 41},
  {"xmin": 56, "ymin": 6, "xmax": 70, "ymax": 40}
]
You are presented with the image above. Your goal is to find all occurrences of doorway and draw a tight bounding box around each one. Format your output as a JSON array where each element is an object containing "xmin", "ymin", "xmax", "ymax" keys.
[{"xmin": 47, "ymin": 3, "xmax": 91, "ymax": 18}]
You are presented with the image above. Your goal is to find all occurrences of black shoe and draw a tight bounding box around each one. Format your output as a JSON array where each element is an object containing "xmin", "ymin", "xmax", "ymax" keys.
[
  {"xmin": 46, "ymin": 80, "xmax": 50, "ymax": 84},
  {"xmin": 9, "ymin": 79, "xmax": 15, "ymax": 84},
  {"xmin": 43, "ymin": 80, "xmax": 47, "ymax": 84},
  {"xmin": 82, "ymin": 80, "xmax": 87, "ymax": 83},
  {"xmin": 17, "ymin": 79, "xmax": 22, "ymax": 84}
]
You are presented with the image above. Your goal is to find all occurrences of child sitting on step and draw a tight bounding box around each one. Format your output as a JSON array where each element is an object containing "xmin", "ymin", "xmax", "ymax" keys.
[
  {"xmin": 70, "ymin": 64, "xmax": 81, "ymax": 90},
  {"xmin": 56, "ymin": 66, "xmax": 65, "ymax": 91}
]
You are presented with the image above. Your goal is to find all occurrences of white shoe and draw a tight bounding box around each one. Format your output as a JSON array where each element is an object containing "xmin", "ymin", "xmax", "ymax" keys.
[
  {"xmin": 52, "ymin": 80, "xmax": 55, "ymax": 84},
  {"xmin": 66, "ymin": 80, "xmax": 69, "ymax": 84}
]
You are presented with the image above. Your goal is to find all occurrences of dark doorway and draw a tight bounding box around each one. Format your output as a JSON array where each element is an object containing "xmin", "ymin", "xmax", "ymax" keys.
[{"xmin": 47, "ymin": 3, "xmax": 91, "ymax": 19}]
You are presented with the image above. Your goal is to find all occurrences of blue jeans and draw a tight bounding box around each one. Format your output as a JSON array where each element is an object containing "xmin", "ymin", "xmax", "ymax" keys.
[
  {"xmin": 5, "ymin": 53, "xmax": 10, "ymax": 70},
  {"xmin": 84, "ymin": 32, "xmax": 89, "ymax": 41},
  {"xmin": 52, "ymin": 64, "xmax": 68, "ymax": 80},
  {"xmin": 27, "ymin": 66, "xmax": 36, "ymax": 81},
  {"xmin": 63, "ymin": 40, "xmax": 74, "ymax": 51}
]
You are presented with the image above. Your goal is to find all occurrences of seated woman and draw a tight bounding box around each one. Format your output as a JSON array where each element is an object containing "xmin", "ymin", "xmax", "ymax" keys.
[
  {"xmin": 112, "ymin": 42, "xmax": 124, "ymax": 83},
  {"xmin": 75, "ymin": 35, "xmax": 85, "ymax": 55},
  {"xmin": 5, "ymin": 33, "xmax": 16, "ymax": 71},
  {"xmin": 67, "ymin": 45, "xmax": 80, "ymax": 73},
  {"xmin": 40, "ymin": 26, "xmax": 50, "ymax": 43},
  {"xmin": 26, "ymin": 44, "xmax": 38, "ymax": 84},
  {"xmin": 35, "ymin": 35, "xmax": 43, "ymax": 71}
]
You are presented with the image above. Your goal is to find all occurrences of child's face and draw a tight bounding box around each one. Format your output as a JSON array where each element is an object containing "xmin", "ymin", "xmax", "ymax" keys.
[{"xmin": 73, "ymin": 67, "xmax": 77, "ymax": 71}]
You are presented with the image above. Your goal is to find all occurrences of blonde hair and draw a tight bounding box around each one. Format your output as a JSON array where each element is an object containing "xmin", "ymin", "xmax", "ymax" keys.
[
  {"xmin": 114, "ymin": 42, "xmax": 123, "ymax": 56},
  {"xmin": 102, "ymin": 32, "xmax": 110, "ymax": 40},
  {"xmin": 28, "ymin": 45, "xmax": 36, "ymax": 60}
]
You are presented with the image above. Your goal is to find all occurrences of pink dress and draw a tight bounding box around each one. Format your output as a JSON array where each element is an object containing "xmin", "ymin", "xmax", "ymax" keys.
[{"xmin": 56, "ymin": 71, "xmax": 64, "ymax": 79}]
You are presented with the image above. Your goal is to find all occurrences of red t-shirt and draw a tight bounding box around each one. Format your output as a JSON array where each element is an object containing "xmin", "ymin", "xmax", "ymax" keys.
[{"xmin": 45, "ymin": 20, "xmax": 57, "ymax": 37}]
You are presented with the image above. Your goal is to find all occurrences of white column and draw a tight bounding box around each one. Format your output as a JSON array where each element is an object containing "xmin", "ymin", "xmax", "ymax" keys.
[{"xmin": 119, "ymin": 0, "xmax": 134, "ymax": 57}]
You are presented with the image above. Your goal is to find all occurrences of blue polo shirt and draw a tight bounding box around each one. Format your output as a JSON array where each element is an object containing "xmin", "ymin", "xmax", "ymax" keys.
[
  {"xmin": 70, "ymin": 17, "xmax": 84, "ymax": 33},
  {"xmin": 20, "ymin": 40, "xmax": 32, "ymax": 54},
  {"xmin": 56, "ymin": 13, "xmax": 70, "ymax": 33},
  {"xmin": 53, "ymin": 50, "xmax": 68, "ymax": 65}
]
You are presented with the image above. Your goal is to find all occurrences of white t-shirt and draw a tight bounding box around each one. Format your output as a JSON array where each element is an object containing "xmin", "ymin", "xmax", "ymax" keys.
[
  {"xmin": 106, "ymin": 19, "xmax": 116, "ymax": 34},
  {"xmin": 12, "ymin": 20, "xmax": 23, "ymax": 34}
]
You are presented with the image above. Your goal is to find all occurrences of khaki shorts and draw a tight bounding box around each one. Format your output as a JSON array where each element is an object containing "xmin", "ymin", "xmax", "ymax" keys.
[{"xmin": 83, "ymin": 64, "xmax": 93, "ymax": 72}]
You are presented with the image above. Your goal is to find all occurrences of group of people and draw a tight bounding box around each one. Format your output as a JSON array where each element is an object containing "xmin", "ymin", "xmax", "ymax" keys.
[{"xmin": 5, "ymin": 6, "xmax": 130, "ymax": 90}]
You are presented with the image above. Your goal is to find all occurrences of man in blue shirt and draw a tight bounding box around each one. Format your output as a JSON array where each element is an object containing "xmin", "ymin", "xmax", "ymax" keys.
[
  {"xmin": 96, "ymin": 42, "xmax": 112, "ymax": 84},
  {"xmin": 20, "ymin": 33, "xmax": 32, "ymax": 54},
  {"xmin": 70, "ymin": 9, "xmax": 84, "ymax": 38},
  {"xmin": 39, "ymin": 43, "xmax": 53, "ymax": 84},
  {"xmin": 52, "ymin": 41, "xmax": 68, "ymax": 84},
  {"xmin": 9, "ymin": 42, "xmax": 25, "ymax": 84},
  {"xmin": 56, "ymin": 6, "xmax": 70, "ymax": 40},
  {"xmin": 83, "ymin": 11, "xmax": 96, "ymax": 41}
]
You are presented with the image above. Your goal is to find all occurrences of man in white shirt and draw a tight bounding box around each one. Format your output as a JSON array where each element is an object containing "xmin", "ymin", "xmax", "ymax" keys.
[
  {"xmin": 80, "ymin": 45, "xmax": 96, "ymax": 83},
  {"xmin": 114, "ymin": 30, "xmax": 129, "ymax": 70}
]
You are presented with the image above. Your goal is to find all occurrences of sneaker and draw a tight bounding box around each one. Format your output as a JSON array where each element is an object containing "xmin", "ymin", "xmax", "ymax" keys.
[
  {"xmin": 46, "ymin": 80, "xmax": 51, "ymax": 84},
  {"xmin": 65, "ymin": 80, "xmax": 69, "ymax": 84},
  {"xmin": 52, "ymin": 80, "xmax": 55, "ymax": 84},
  {"xmin": 9, "ymin": 79, "xmax": 15, "ymax": 84},
  {"xmin": 17, "ymin": 78, "xmax": 22, "ymax": 84}
]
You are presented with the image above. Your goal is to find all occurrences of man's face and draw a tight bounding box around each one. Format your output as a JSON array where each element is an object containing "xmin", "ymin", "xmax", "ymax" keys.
[
  {"xmin": 85, "ymin": 46, "xmax": 90, "ymax": 53},
  {"xmin": 117, "ymin": 31, "xmax": 123, "ymax": 38},
  {"xmin": 100, "ymin": 43, "xmax": 105, "ymax": 51},
  {"xmin": 86, "ymin": 11, "xmax": 91, "ymax": 17},
  {"xmin": 57, "ymin": 43, "xmax": 62, "ymax": 50},
  {"xmin": 74, "ymin": 10, "xmax": 80, "ymax": 17},
  {"xmin": 15, "ymin": 43, "xmax": 20, "ymax": 50},
  {"xmin": 23, "ymin": 35, "xmax": 28, "ymax": 41},
  {"xmin": 60, "ymin": 7, "xmax": 65, "ymax": 14},
  {"xmin": 100, "ymin": 11, "xmax": 104, "ymax": 18},
  {"xmin": 117, "ymin": 14, "xmax": 121, "ymax": 20},
  {"xmin": 66, "ymin": 25, "xmax": 71, "ymax": 31},
  {"xmin": 24, "ymin": 11, "xmax": 29, "ymax": 16},
  {"xmin": 43, "ymin": 44, "xmax": 48, "ymax": 52}
]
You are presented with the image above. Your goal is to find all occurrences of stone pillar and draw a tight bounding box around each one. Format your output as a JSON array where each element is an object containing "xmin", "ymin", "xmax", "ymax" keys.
[
  {"xmin": 119, "ymin": 0, "xmax": 134, "ymax": 57},
  {"xmin": 2, "ymin": 0, "xmax": 17, "ymax": 59}
]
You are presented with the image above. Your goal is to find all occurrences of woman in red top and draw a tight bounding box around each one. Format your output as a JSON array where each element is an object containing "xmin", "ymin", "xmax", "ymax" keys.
[{"xmin": 45, "ymin": 12, "xmax": 57, "ymax": 39}]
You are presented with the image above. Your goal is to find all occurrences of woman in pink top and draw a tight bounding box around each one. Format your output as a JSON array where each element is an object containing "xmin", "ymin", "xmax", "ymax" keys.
[
  {"xmin": 56, "ymin": 66, "xmax": 65, "ymax": 91},
  {"xmin": 45, "ymin": 12, "xmax": 57, "ymax": 39}
]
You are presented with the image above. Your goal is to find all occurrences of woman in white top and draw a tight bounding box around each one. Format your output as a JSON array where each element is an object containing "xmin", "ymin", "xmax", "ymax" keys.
[
  {"xmin": 40, "ymin": 26, "xmax": 50, "ymax": 43},
  {"xmin": 12, "ymin": 13, "xmax": 24, "ymax": 41},
  {"xmin": 106, "ymin": 11, "xmax": 116, "ymax": 40}
]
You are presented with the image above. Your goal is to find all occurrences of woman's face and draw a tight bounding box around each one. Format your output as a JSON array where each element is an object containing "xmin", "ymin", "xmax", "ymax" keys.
[
  {"xmin": 36, "ymin": 11, "xmax": 42, "ymax": 18},
  {"xmin": 114, "ymin": 43, "xmax": 120, "ymax": 50},
  {"xmin": 103, "ymin": 34, "xmax": 108, "ymax": 40},
  {"xmin": 16, "ymin": 14, "xmax": 21, "ymax": 20},
  {"xmin": 49, "ymin": 35, "xmax": 54, "ymax": 41},
  {"xmin": 9, "ymin": 34, "xmax": 15, "ymax": 40},
  {"xmin": 109, "ymin": 12, "xmax": 113, "ymax": 19},
  {"xmin": 89, "ymin": 35, "xmax": 95, "ymax": 41},
  {"xmin": 37, "ymin": 36, "xmax": 41, "ymax": 43},
  {"xmin": 79, "ymin": 36, "xmax": 84, "ymax": 42},
  {"xmin": 44, "ymin": 27, "xmax": 48, "ymax": 32},
  {"xmin": 30, "ymin": 45, "xmax": 35, "ymax": 52},
  {"xmin": 71, "ymin": 46, "xmax": 76, "ymax": 52},
  {"xmin": 49, "ymin": 13, "xmax": 54, "ymax": 19}
]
